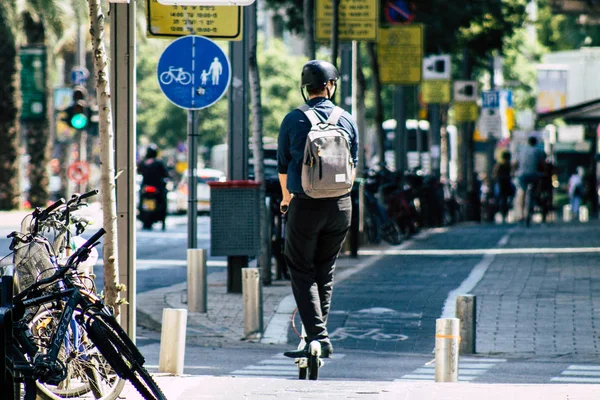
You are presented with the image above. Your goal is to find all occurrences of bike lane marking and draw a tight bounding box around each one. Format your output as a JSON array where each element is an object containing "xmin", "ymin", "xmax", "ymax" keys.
[{"xmin": 261, "ymin": 229, "xmax": 451, "ymax": 345}]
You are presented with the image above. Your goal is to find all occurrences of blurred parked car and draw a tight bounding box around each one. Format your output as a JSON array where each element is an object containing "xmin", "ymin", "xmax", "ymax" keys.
[{"xmin": 174, "ymin": 168, "xmax": 226, "ymax": 215}]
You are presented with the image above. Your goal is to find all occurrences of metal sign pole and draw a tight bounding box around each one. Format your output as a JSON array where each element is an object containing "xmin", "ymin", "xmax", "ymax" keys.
[
  {"xmin": 188, "ymin": 109, "xmax": 199, "ymax": 249},
  {"xmin": 394, "ymin": 86, "xmax": 406, "ymax": 174}
]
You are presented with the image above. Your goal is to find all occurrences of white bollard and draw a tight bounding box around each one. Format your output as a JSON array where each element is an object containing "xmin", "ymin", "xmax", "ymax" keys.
[
  {"xmin": 563, "ymin": 204, "xmax": 572, "ymax": 222},
  {"xmin": 435, "ymin": 318, "xmax": 460, "ymax": 382},
  {"xmin": 242, "ymin": 267, "xmax": 263, "ymax": 339},
  {"xmin": 158, "ymin": 308, "xmax": 187, "ymax": 375},
  {"xmin": 187, "ymin": 249, "xmax": 207, "ymax": 313},
  {"xmin": 580, "ymin": 205, "xmax": 589, "ymax": 222}
]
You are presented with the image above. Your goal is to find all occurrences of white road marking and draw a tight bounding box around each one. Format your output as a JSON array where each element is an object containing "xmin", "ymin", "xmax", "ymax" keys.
[
  {"xmin": 94, "ymin": 259, "xmax": 227, "ymax": 268},
  {"xmin": 441, "ymin": 231, "xmax": 512, "ymax": 319},
  {"xmin": 230, "ymin": 353, "xmax": 345, "ymax": 378},
  {"xmin": 396, "ymin": 358, "xmax": 506, "ymax": 382},
  {"xmin": 551, "ymin": 377, "xmax": 600, "ymax": 383},
  {"xmin": 359, "ymin": 247, "xmax": 600, "ymax": 256},
  {"xmin": 551, "ymin": 365, "xmax": 600, "ymax": 384}
]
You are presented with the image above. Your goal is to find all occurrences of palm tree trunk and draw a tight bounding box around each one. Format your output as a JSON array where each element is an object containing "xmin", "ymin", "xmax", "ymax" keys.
[
  {"xmin": 248, "ymin": 4, "xmax": 269, "ymax": 285},
  {"xmin": 0, "ymin": 2, "xmax": 22, "ymax": 210},
  {"xmin": 22, "ymin": 12, "xmax": 50, "ymax": 208},
  {"xmin": 88, "ymin": 0, "xmax": 121, "ymax": 312},
  {"xmin": 303, "ymin": 0, "xmax": 315, "ymax": 59},
  {"xmin": 367, "ymin": 42, "xmax": 385, "ymax": 168}
]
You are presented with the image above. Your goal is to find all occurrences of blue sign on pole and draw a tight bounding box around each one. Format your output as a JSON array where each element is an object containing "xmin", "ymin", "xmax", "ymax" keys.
[
  {"xmin": 70, "ymin": 67, "xmax": 89, "ymax": 86},
  {"xmin": 157, "ymin": 35, "xmax": 231, "ymax": 110},
  {"xmin": 481, "ymin": 90, "xmax": 501, "ymax": 109}
]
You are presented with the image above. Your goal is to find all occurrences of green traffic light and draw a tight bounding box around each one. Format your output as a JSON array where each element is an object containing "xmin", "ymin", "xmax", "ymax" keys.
[{"xmin": 71, "ymin": 113, "xmax": 88, "ymax": 129}]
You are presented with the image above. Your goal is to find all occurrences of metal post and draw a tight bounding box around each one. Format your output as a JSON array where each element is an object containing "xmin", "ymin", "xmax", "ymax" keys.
[
  {"xmin": 158, "ymin": 308, "xmax": 187, "ymax": 375},
  {"xmin": 351, "ymin": 41, "xmax": 366, "ymax": 177},
  {"xmin": 435, "ymin": 318, "xmax": 460, "ymax": 382},
  {"xmin": 429, "ymin": 103, "xmax": 441, "ymax": 177},
  {"xmin": 456, "ymin": 295, "xmax": 476, "ymax": 354},
  {"xmin": 340, "ymin": 43, "xmax": 352, "ymax": 113},
  {"xmin": 394, "ymin": 86, "xmax": 406, "ymax": 173},
  {"xmin": 226, "ymin": 8, "xmax": 251, "ymax": 292},
  {"xmin": 242, "ymin": 268, "xmax": 263, "ymax": 339},
  {"xmin": 187, "ymin": 249, "xmax": 207, "ymax": 313},
  {"xmin": 110, "ymin": 1, "xmax": 136, "ymax": 337},
  {"xmin": 187, "ymin": 110, "xmax": 199, "ymax": 249}
]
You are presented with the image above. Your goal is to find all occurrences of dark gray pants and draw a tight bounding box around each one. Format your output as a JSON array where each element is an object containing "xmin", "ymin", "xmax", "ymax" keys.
[{"xmin": 284, "ymin": 195, "xmax": 352, "ymax": 344}]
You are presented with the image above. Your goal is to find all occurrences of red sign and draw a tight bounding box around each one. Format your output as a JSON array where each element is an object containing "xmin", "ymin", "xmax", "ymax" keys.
[{"xmin": 67, "ymin": 161, "xmax": 90, "ymax": 184}]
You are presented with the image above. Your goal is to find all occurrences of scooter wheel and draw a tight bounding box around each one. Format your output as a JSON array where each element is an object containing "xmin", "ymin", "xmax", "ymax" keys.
[
  {"xmin": 298, "ymin": 365, "xmax": 308, "ymax": 380},
  {"xmin": 308, "ymin": 355, "xmax": 319, "ymax": 380}
]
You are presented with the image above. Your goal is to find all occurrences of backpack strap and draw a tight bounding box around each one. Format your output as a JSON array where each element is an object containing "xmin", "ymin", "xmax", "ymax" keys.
[
  {"xmin": 326, "ymin": 106, "xmax": 345, "ymax": 125},
  {"xmin": 297, "ymin": 104, "xmax": 322, "ymax": 126}
]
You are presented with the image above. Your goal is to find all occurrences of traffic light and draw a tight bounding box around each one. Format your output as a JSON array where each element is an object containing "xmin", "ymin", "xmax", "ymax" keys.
[{"xmin": 66, "ymin": 86, "xmax": 89, "ymax": 130}]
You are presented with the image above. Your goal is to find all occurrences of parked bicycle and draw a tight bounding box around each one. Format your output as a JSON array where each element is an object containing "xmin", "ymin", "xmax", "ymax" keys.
[{"xmin": 1, "ymin": 199, "xmax": 165, "ymax": 400}]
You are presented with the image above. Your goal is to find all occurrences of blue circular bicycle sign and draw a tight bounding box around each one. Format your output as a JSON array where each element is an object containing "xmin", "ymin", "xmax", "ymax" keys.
[{"xmin": 157, "ymin": 35, "xmax": 231, "ymax": 110}]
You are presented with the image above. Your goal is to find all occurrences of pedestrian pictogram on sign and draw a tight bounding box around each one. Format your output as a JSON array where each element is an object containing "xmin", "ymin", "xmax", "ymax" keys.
[
  {"xmin": 67, "ymin": 161, "xmax": 90, "ymax": 184},
  {"xmin": 157, "ymin": 35, "xmax": 231, "ymax": 110}
]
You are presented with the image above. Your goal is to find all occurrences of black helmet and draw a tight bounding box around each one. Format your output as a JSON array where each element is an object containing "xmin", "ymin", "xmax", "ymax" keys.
[
  {"xmin": 301, "ymin": 60, "xmax": 339, "ymax": 90},
  {"xmin": 146, "ymin": 143, "xmax": 158, "ymax": 159}
]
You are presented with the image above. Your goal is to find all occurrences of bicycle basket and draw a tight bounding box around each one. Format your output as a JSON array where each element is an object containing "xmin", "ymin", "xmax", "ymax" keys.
[{"xmin": 13, "ymin": 237, "xmax": 57, "ymax": 293}]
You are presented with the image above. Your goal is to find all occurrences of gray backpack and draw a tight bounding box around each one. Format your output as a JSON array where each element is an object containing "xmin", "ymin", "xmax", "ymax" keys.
[{"xmin": 298, "ymin": 104, "xmax": 355, "ymax": 199}]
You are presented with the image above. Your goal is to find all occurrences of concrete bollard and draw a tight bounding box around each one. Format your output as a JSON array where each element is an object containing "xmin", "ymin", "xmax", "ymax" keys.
[
  {"xmin": 435, "ymin": 318, "xmax": 460, "ymax": 382},
  {"xmin": 158, "ymin": 308, "xmax": 187, "ymax": 375},
  {"xmin": 242, "ymin": 267, "xmax": 263, "ymax": 339},
  {"xmin": 187, "ymin": 249, "xmax": 207, "ymax": 313},
  {"xmin": 456, "ymin": 295, "xmax": 476, "ymax": 355},
  {"xmin": 580, "ymin": 205, "xmax": 589, "ymax": 222},
  {"xmin": 563, "ymin": 204, "xmax": 572, "ymax": 222}
]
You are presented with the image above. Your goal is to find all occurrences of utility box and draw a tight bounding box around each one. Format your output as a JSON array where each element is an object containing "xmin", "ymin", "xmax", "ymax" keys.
[{"xmin": 208, "ymin": 181, "xmax": 260, "ymax": 257}]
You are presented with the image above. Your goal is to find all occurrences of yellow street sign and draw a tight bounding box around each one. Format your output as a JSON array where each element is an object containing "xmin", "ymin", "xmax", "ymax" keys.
[
  {"xmin": 421, "ymin": 80, "xmax": 451, "ymax": 104},
  {"xmin": 377, "ymin": 24, "xmax": 424, "ymax": 85},
  {"xmin": 315, "ymin": 0, "xmax": 378, "ymax": 42},
  {"xmin": 454, "ymin": 102, "xmax": 479, "ymax": 122},
  {"xmin": 147, "ymin": 0, "xmax": 242, "ymax": 40}
]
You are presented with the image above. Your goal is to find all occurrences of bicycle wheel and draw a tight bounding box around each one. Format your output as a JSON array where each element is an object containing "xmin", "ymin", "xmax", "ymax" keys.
[
  {"xmin": 85, "ymin": 313, "xmax": 166, "ymax": 400},
  {"xmin": 30, "ymin": 308, "xmax": 125, "ymax": 400},
  {"xmin": 363, "ymin": 212, "xmax": 381, "ymax": 245},
  {"xmin": 159, "ymin": 71, "xmax": 173, "ymax": 85}
]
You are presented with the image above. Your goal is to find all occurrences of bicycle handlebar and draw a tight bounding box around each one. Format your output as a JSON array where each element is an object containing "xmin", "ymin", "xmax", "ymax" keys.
[
  {"xmin": 78, "ymin": 189, "xmax": 99, "ymax": 202},
  {"xmin": 38, "ymin": 198, "xmax": 66, "ymax": 221}
]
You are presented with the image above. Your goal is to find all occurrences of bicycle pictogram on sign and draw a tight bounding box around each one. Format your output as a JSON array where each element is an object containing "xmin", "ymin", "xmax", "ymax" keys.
[{"xmin": 159, "ymin": 67, "xmax": 192, "ymax": 85}]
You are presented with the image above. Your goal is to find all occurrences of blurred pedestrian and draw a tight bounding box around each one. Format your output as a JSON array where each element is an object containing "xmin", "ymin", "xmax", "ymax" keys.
[
  {"xmin": 568, "ymin": 166, "xmax": 585, "ymax": 220},
  {"xmin": 493, "ymin": 151, "xmax": 514, "ymax": 223}
]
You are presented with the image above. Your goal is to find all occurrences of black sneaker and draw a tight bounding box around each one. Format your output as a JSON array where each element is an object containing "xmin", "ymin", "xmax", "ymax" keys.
[
  {"xmin": 283, "ymin": 348, "xmax": 308, "ymax": 358},
  {"xmin": 283, "ymin": 341, "xmax": 334, "ymax": 359}
]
